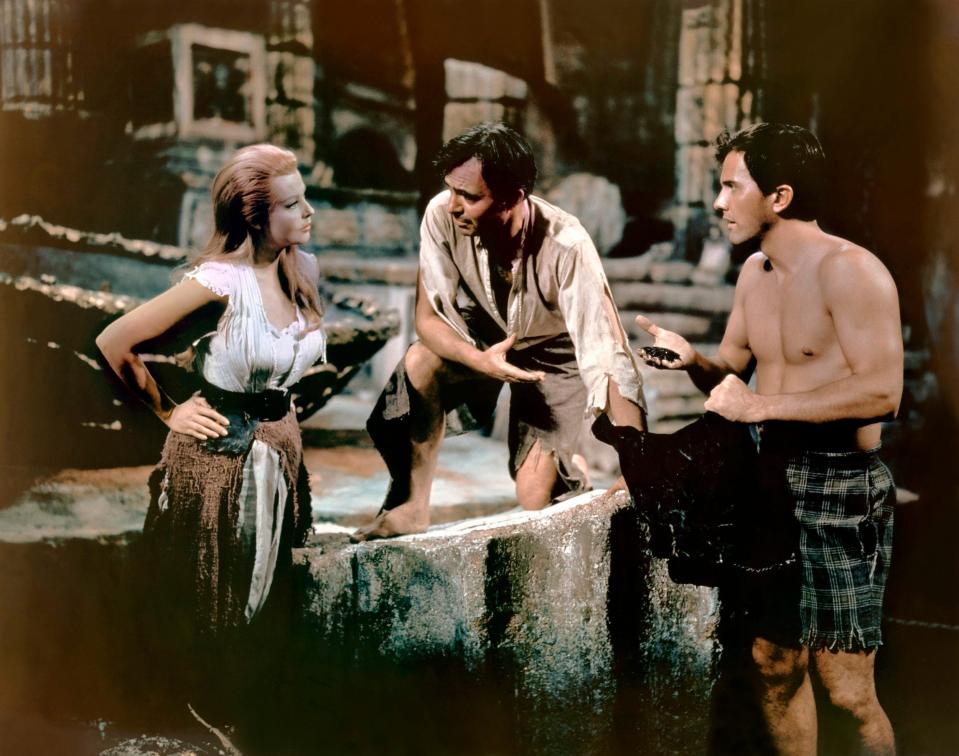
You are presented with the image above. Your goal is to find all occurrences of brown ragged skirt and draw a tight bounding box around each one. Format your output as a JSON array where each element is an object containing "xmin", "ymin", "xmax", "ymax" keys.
[{"xmin": 143, "ymin": 409, "xmax": 312, "ymax": 637}]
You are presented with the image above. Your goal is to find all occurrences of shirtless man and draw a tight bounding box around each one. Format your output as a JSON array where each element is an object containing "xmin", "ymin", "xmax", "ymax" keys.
[
  {"xmin": 352, "ymin": 123, "xmax": 644, "ymax": 541},
  {"xmin": 638, "ymin": 123, "xmax": 902, "ymax": 755}
]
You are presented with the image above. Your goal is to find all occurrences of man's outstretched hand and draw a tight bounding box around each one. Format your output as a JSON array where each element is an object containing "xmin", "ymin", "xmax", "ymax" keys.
[
  {"xmin": 634, "ymin": 315, "xmax": 695, "ymax": 370},
  {"xmin": 473, "ymin": 334, "xmax": 545, "ymax": 383}
]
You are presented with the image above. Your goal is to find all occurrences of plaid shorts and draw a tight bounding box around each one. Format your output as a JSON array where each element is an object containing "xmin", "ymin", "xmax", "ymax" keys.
[{"xmin": 786, "ymin": 449, "xmax": 895, "ymax": 651}]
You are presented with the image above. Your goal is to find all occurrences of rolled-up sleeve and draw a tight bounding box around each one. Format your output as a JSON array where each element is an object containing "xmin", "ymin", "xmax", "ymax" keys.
[
  {"xmin": 418, "ymin": 194, "xmax": 475, "ymax": 345},
  {"xmin": 556, "ymin": 240, "xmax": 645, "ymax": 417}
]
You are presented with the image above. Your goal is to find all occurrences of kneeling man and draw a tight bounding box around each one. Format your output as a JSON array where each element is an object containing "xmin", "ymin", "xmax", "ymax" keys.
[{"xmin": 353, "ymin": 122, "xmax": 645, "ymax": 541}]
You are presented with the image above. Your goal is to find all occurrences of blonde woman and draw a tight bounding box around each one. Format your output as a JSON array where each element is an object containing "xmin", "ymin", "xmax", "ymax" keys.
[{"xmin": 97, "ymin": 144, "xmax": 324, "ymax": 639}]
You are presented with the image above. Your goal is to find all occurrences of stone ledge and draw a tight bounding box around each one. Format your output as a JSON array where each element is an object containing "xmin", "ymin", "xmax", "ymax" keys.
[
  {"xmin": 317, "ymin": 254, "xmax": 418, "ymax": 286},
  {"xmin": 294, "ymin": 489, "xmax": 720, "ymax": 754},
  {"xmin": 611, "ymin": 281, "xmax": 735, "ymax": 315}
]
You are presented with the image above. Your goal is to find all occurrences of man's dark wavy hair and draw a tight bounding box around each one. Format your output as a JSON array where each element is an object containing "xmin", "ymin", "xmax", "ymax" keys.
[
  {"xmin": 716, "ymin": 123, "xmax": 826, "ymax": 221},
  {"xmin": 434, "ymin": 122, "xmax": 537, "ymax": 203}
]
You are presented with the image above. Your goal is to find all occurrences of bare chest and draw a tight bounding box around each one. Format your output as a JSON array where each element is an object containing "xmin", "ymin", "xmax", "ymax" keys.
[{"xmin": 744, "ymin": 271, "xmax": 839, "ymax": 366}]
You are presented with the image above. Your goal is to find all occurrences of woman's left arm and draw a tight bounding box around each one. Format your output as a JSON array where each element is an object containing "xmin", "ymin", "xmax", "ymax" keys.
[{"xmin": 96, "ymin": 279, "xmax": 227, "ymax": 433}]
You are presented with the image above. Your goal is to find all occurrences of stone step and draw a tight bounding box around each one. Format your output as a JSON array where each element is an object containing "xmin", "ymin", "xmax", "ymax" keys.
[
  {"xmin": 621, "ymin": 310, "xmax": 716, "ymax": 341},
  {"xmin": 610, "ymin": 281, "xmax": 735, "ymax": 315},
  {"xmin": 318, "ymin": 254, "xmax": 418, "ymax": 286}
]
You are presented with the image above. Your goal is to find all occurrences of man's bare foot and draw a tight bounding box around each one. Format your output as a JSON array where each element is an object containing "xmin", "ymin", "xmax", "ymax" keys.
[{"xmin": 350, "ymin": 503, "xmax": 430, "ymax": 543}]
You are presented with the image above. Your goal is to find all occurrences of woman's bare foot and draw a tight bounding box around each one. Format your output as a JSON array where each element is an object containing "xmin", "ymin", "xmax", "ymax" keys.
[{"xmin": 350, "ymin": 503, "xmax": 430, "ymax": 542}]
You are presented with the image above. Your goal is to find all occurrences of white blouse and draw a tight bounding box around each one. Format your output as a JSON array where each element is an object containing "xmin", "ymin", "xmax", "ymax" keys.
[{"xmin": 183, "ymin": 255, "xmax": 327, "ymax": 392}]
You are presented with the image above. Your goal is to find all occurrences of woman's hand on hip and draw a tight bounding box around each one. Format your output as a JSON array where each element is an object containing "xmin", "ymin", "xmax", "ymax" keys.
[{"xmin": 166, "ymin": 393, "xmax": 230, "ymax": 439}]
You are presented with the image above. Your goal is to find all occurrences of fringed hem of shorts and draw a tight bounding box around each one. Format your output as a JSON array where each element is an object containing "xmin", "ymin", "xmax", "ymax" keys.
[{"xmin": 800, "ymin": 628, "xmax": 883, "ymax": 653}]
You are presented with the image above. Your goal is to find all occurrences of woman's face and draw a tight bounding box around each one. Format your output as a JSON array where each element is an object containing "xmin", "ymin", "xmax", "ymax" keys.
[{"xmin": 265, "ymin": 172, "xmax": 314, "ymax": 251}]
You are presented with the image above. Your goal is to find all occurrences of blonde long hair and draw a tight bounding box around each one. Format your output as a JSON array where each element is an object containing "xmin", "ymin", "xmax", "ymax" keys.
[{"xmin": 190, "ymin": 143, "xmax": 324, "ymax": 329}]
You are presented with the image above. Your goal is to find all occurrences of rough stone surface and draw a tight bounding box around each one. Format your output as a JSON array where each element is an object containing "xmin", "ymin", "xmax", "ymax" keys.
[
  {"xmin": 443, "ymin": 101, "xmax": 507, "ymax": 143},
  {"xmin": 621, "ymin": 309, "xmax": 714, "ymax": 341},
  {"xmin": 545, "ymin": 173, "xmax": 626, "ymax": 255},
  {"xmin": 675, "ymin": 85, "xmax": 706, "ymax": 144},
  {"xmin": 294, "ymin": 490, "xmax": 721, "ymax": 754},
  {"xmin": 311, "ymin": 206, "xmax": 360, "ymax": 247},
  {"xmin": 444, "ymin": 58, "xmax": 528, "ymax": 101},
  {"xmin": 611, "ymin": 281, "xmax": 735, "ymax": 315},
  {"xmin": 360, "ymin": 204, "xmax": 414, "ymax": 248},
  {"xmin": 0, "ymin": 215, "xmax": 185, "ymax": 263},
  {"xmin": 317, "ymin": 255, "xmax": 418, "ymax": 286},
  {"xmin": 649, "ymin": 260, "xmax": 696, "ymax": 284},
  {"xmin": 692, "ymin": 234, "xmax": 732, "ymax": 286},
  {"xmin": 602, "ymin": 253, "xmax": 655, "ymax": 282}
]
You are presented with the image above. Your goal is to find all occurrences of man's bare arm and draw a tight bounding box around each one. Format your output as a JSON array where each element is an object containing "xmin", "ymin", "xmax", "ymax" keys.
[
  {"xmin": 706, "ymin": 249, "xmax": 903, "ymax": 423},
  {"xmin": 414, "ymin": 274, "xmax": 544, "ymax": 383},
  {"xmin": 637, "ymin": 253, "xmax": 760, "ymax": 395}
]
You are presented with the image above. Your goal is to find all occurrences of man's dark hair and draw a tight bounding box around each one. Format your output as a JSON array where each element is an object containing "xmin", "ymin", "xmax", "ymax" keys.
[
  {"xmin": 434, "ymin": 122, "xmax": 537, "ymax": 203},
  {"xmin": 716, "ymin": 123, "xmax": 825, "ymax": 221}
]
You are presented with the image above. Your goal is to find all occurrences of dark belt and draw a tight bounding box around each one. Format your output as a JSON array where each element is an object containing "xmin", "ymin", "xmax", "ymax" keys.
[
  {"xmin": 201, "ymin": 381, "xmax": 291, "ymax": 422},
  {"xmin": 756, "ymin": 420, "xmax": 872, "ymax": 454}
]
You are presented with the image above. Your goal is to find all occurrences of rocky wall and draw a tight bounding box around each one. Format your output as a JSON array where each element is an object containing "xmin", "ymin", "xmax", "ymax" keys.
[{"xmin": 295, "ymin": 490, "xmax": 720, "ymax": 754}]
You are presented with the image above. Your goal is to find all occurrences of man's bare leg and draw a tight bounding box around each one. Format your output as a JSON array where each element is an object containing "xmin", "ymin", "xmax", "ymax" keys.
[
  {"xmin": 351, "ymin": 343, "xmax": 449, "ymax": 541},
  {"xmin": 752, "ymin": 638, "xmax": 817, "ymax": 756},
  {"xmin": 814, "ymin": 648, "xmax": 895, "ymax": 756},
  {"xmin": 515, "ymin": 439, "xmax": 559, "ymax": 510}
]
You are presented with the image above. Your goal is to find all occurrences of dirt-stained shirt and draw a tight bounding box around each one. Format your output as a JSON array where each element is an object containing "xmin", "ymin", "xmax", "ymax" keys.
[{"xmin": 418, "ymin": 190, "xmax": 645, "ymax": 416}]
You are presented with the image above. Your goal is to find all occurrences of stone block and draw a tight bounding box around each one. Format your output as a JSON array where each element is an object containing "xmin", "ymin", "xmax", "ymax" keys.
[
  {"xmin": 692, "ymin": 235, "xmax": 731, "ymax": 286},
  {"xmin": 311, "ymin": 207, "xmax": 359, "ymax": 247},
  {"xmin": 709, "ymin": 0, "xmax": 731, "ymax": 83},
  {"xmin": 602, "ymin": 254, "xmax": 654, "ymax": 282},
  {"xmin": 622, "ymin": 310, "xmax": 714, "ymax": 341},
  {"xmin": 610, "ymin": 281, "xmax": 735, "ymax": 315},
  {"xmin": 676, "ymin": 144, "xmax": 714, "ymax": 206},
  {"xmin": 693, "ymin": 23, "xmax": 713, "ymax": 85},
  {"xmin": 317, "ymin": 255, "xmax": 419, "ymax": 286},
  {"xmin": 444, "ymin": 58, "xmax": 528, "ymax": 101},
  {"xmin": 703, "ymin": 82, "xmax": 726, "ymax": 143},
  {"xmin": 178, "ymin": 188, "xmax": 213, "ymax": 251},
  {"xmin": 728, "ymin": 0, "xmax": 744, "ymax": 81},
  {"xmin": 443, "ymin": 101, "xmax": 506, "ymax": 143},
  {"xmin": 678, "ymin": 6, "xmax": 713, "ymax": 87},
  {"xmin": 545, "ymin": 173, "xmax": 625, "ymax": 255},
  {"xmin": 647, "ymin": 394, "xmax": 708, "ymax": 423},
  {"xmin": 674, "ymin": 143, "xmax": 690, "ymax": 206},
  {"xmin": 292, "ymin": 490, "xmax": 721, "ymax": 754},
  {"xmin": 361, "ymin": 204, "xmax": 413, "ymax": 249},
  {"xmin": 297, "ymin": 545, "xmax": 355, "ymax": 643},
  {"xmin": 352, "ymin": 537, "xmax": 490, "ymax": 662},
  {"xmin": 723, "ymin": 82, "xmax": 742, "ymax": 135},
  {"xmin": 637, "ymin": 363, "xmax": 703, "ymax": 400},
  {"xmin": 650, "ymin": 260, "xmax": 695, "ymax": 284},
  {"xmin": 675, "ymin": 85, "xmax": 705, "ymax": 144},
  {"xmin": 740, "ymin": 89, "xmax": 755, "ymax": 126}
]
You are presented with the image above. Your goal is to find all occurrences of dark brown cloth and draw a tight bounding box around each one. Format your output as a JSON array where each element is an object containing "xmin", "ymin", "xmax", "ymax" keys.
[{"xmin": 143, "ymin": 408, "xmax": 312, "ymax": 636}]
